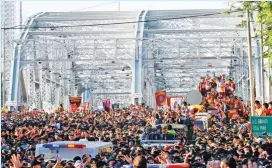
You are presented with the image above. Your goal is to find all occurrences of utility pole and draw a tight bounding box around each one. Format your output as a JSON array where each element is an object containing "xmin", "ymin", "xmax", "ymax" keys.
[
  {"xmin": 118, "ymin": 1, "xmax": 120, "ymax": 11},
  {"xmin": 260, "ymin": 20, "xmax": 265, "ymax": 104},
  {"xmin": 247, "ymin": 10, "xmax": 255, "ymax": 116},
  {"xmin": 0, "ymin": 1, "xmax": 3, "ymax": 110},
  {"xmin": 20, "ymin": 1, "xmax": 22, "ymax": 28},
  {"xmin": 0, "ymin": 30, "xmax": 2, "ymax": 109},
  {"xmin": 2, "ymin": 29, "xmax": 6, "ymax": 108}
]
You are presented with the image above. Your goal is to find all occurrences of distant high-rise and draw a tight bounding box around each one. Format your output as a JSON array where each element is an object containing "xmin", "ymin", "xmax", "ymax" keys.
[{"xmin": 1, "ymin": 1, "xmax": 18, "ymax": 106}]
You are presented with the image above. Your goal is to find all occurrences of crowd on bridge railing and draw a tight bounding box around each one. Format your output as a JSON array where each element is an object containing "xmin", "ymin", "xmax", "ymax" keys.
[{"xmin": 1, "ymin": 74, "xmax": 272, "ymax": 168}]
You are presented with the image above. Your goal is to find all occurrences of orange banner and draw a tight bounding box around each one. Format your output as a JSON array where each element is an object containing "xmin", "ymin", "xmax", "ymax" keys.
[
  {"xmin": 71, "ymin": 103, "xmax": 79, "ymax": 112},
  {"xmin": 69, "ymin": 96, "xmax": 82, "ymax": 112},
  {"xmin": 167, "ymin": 97, "xmax": 171, "ymax": 107},
  {"xmin": 155, "ymin": 91, "xmax": 167, "ymax": 107}
]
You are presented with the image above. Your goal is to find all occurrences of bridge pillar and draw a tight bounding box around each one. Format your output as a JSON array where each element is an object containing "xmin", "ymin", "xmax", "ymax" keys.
[
  {"xmin": 9, "ymin": 43, "xmax": 22, "ymax": 110},
  {"xmin": 254, "ymin": 39, "xmax": 262, "ymax": 102},
  {"xmin": 131, "ymin": 56, "xmax": 143, "ymax": 105},
  {"xmin": 82, "ymin": 88, "xmax": 92, "ymax": 108}
]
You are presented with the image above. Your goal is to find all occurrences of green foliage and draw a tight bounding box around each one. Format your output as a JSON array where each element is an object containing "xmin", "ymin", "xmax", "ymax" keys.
[{"xmin": 227, "ymin": 1, "xmax": 272, "ymax": 60}]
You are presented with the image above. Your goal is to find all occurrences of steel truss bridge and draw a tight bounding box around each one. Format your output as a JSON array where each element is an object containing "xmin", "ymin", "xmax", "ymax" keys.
[{"xmin": 6, "ymin": 9, "xmax": 258, "ymax": 109}]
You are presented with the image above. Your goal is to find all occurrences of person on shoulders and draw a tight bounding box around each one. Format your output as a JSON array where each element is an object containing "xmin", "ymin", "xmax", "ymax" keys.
[
  {"xmin": 198, "ymin": 77, "xmax": 207, "ymax": 96},
  {"xmin": 268, "ymin": 101, "xmax": 272, "ymax": 116},
  {"xmin": 263, "ymin": 103, "xmax": 270, "ymax": 116},
  {"xmin": 255, "ymin": 101, "xmax": 264, "ymax": 116}
]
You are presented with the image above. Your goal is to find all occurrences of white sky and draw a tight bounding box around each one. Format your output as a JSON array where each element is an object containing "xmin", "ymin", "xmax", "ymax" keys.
[{"xmin": 22, "ymin": 1, "xmax": 229, "ymax": 22}]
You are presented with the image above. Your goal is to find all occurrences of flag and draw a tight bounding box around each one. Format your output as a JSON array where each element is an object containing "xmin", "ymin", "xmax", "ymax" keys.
[
  {"xmin": 167, "ymin": 97, "xmax": 171, "ymax": 107},
  {"xmin": 155, "ymin": 91, "xmax": 167, "ymax": 107},
  {"xmin": 103, "ymin": 99, "xmax": 111, "ymax": 112}
]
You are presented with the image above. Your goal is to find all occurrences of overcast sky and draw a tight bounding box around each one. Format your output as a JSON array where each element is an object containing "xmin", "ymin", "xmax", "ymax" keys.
[{"xmin": 22, "ymin": 1, "xmax": 229, "ymax": 21}]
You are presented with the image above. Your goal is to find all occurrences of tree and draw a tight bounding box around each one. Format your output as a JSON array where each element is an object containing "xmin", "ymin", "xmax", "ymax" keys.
[{"xmin": 228, "ymin": 1, "xmax": 272, "ymax": 60}]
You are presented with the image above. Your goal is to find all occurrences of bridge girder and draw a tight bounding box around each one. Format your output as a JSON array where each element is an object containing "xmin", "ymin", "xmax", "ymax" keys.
[{"xmin": 8, "ymin": 10, "xmax": 250, "ymax": 109}]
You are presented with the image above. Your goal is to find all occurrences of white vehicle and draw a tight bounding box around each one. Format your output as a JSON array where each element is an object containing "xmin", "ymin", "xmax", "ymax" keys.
[
  {"xmin": 195, "ymin": 112, "xmax": 211, "ymax": 119},
  {"xmin": 141, "ymin": 140, "xmax": 180, "ymax": 149},
  {"xmin": 35, "ymin": 140, "xmax": 113, "ymax": 161},
  {"xmin": 151, "ymin": 124, "xmax": 188, "ymax": 132},
  {"xmin": 195, "ymin": 112, "xmax": 211, "ymax": 130},
  {"xmin": 140, "ymin": 124, "xmax": 188, "ymax": 149}
]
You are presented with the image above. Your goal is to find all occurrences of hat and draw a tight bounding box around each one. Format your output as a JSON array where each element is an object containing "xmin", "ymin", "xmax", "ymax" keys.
[
  {"xmin": 195, "ymin": 156, "xmax": 201, "ymax": 160},
  {"xmin": 35, "ymin": 154, "xmax": 44, "ymax": 159},
  {"xmin": 257, "ymin": 144, "xmax": 266, "ymax": 150},
  {"xmin": 74, "ymin": 160, "xmax": 82, "ymax": 167},
  {"xmin": 23, "ymin": 158, "xmax": 32, "ymax": 163},
  {"xmin": 256, "ymin": 138, "xmax": 266, "ymax": 144},
  {"xmin": 237, "ymin": 149, "xmax": 244, "ymax": 155},
  {"xmin": 73, "ymin": 156, "xmax": 81, "ymax": 161},
  {"xmin": 31, "ymin": 160, "xmax": 42, "ymax": 167},
  {"xmin": 107, "ymin": 158, "xmax": 115, "ymax": 163},
  {"xmin": 145, "ymin": 127, "xmax": 152, "ymax": 133},
  {"xmin": 244, "ymin": 145, "xmax": 251, "ymax": 149}
]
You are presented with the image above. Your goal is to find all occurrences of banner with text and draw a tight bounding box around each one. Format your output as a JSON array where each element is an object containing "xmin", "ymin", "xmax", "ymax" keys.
[
  {"xmin": 251, "ymin": 116, "xmax": 272, "ymax": 138},
  {"xmin": 170, "ymin": 97, "xmax": 184, "ymax": 111}
]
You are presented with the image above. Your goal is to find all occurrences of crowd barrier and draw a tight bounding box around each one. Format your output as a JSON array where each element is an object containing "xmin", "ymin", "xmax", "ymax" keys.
[{"xmin": 122, "ymin": 163, "xmax": 190, "ymax": 168}]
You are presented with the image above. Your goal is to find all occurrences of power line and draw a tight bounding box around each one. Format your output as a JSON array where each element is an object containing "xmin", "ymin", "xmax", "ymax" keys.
[
  {"xmin": 2, "ymin": 1, "xmax": 121, "ymax": 31},
  {"xmin": 69, "ymin": 1, "xmax": 119, "ymax": 12},
  {"xmin": 1, "ymin": 10, "xmax": 242, "ymax": 30}
]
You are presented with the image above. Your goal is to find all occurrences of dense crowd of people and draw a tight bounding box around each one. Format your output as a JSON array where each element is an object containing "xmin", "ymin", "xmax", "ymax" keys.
[{"xmin": 1, "ymin": 74, "xmax": 272, "ymax": 168}]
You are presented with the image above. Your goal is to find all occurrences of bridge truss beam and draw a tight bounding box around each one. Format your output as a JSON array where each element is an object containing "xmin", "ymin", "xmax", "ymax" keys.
[{"xmin": 7, "ymin": 10, "xmax": 252, "ymax": 109}]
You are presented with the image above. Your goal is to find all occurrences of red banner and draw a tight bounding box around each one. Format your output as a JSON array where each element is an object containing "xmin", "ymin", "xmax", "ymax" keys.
[
  {"xmin": 71, "ymin": 104, "xmax": 78, "ymax": 112},
  {"xmin": 69, "ymin": 96, "xmax": 82, "ymax": 112},
  {"xmin": 155, "ymin": 91, "xmax": 167, "ymax": 107},
  {"xmin": 83, "ymin": 102, "xmax": 90, "ymax": 111},
  {"xmin": 167, "ymin": 97, "xmax": 171, "ymax": 107},
  {"xmin": 103, "ymin": 99, "xmax": 111, "ymax": 112}
]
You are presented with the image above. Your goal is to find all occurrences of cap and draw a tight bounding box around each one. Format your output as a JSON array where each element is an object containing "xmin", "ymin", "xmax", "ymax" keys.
[
  {"xmin": 156, "ymin": 125, "xmax": 161, "ymax": 129},
  {"xmin": 107, "ymin": 158, "xmax": 115, "ymax": 163},
  {"xmin": 73, "ymin": 156, "xmax": 81, "ymax": 161},
  {"xmin": 74, "ymin": 160, "xmax": 82, "ymax": 167},
  {"xmin": 244, "ymin": 145, "xmax": 251, "ymax": 149},
  {"xmin": 35, "ymin": 154, "xmax": 44, "ymax": 159},
  {"xmin": 195, "ymin": 156, "xmax": 201, "ymax": 160}
]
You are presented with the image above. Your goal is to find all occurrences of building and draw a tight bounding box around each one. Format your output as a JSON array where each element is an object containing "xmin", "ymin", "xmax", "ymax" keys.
[{"xmin": 1, "ymin": 1, "xmax": 19, "ymax": 107}]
